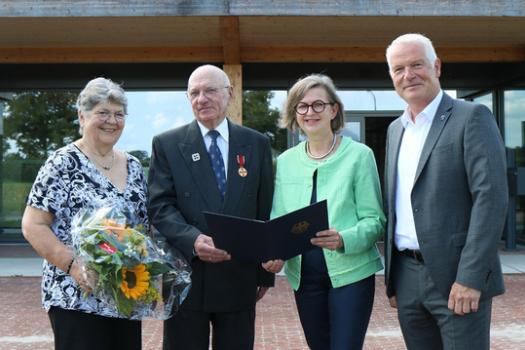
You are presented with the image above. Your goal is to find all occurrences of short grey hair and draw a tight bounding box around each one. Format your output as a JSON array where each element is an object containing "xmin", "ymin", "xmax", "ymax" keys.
[
  {"xmin": 280, "ymin": 74, "xmax": 344, "ymax": 133},
  {"xmin": 76, "ymin": 77, "xmax": 127, "ymax": 114},
  {"xmin": 386, "ymin": 33, "xmax": 438, "ymax": 71}
]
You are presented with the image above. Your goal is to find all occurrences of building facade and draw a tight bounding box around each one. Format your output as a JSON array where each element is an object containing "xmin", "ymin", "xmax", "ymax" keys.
[{"xmin": 1, "ymin": 0, "xmax": 524, "ymax": 245}]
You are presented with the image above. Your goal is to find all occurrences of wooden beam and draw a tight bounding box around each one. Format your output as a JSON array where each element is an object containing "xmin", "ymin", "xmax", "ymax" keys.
[
  {"xmin": 220, "ymin": 16, "xmax": 241, "ymax": 64},
  {"xmin": 223, "ymin": 64, "xmax": 243, "ymax": 125},
  {"xmin": 437, "ymin": 47, "xmax": 525, "ymax": 63},
  {"xmin": 241, "ymin": 46, "xmax": 525, "ymax": 63},
  {"xmin": 0, "ymin": 46, "xmax": 523, "ymax": 64},
  {"xmin": 0, "ymin": 47, "xmax": 223, "ymax": 63}
]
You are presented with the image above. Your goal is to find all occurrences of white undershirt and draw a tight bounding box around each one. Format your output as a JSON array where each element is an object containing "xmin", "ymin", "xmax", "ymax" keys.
[
  {"xmin": 395, "ymin": 90, "xmax": 443, "ymax": 250},
  {"xmin": 197, "ymin": 118, "xmax": 229, "ymax": 178}
]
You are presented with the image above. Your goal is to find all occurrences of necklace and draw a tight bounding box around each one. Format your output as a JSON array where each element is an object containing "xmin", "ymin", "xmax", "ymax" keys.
[
  {"xmin": 306, "ymin": 134, "xmax": 337, "ymax": 160},
  {"xmin": 77, "ymin": 142, "xmax": 115, "ymax": 171},
  {"xmin": 96, "ymin": 151, "xmax": 115, "ymax": 171}
]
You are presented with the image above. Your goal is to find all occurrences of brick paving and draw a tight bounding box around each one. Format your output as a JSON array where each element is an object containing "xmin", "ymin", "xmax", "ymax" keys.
[{"xmin": 1, "ymin": 275, "xmax": 524, "ymax": 350}]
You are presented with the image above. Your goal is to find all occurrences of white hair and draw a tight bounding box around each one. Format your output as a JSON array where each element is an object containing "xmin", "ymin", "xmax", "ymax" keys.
[
  {"xmin": 386, "ymin": 33, "xmax": 438, "ymax": 71},
  {"xmin": 76, "ymin": 77, "xmax": 127, "ymax": 114}
]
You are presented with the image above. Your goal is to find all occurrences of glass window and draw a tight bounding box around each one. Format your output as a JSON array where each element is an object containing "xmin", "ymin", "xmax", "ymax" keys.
[
  {"xmin": 504, "ymin": 90, "xmax": 525, "ymax": 243},
  {"xmin": 1, "ymin": 91, "xmax": 80, "ymax": 243},
  {"xmin": 473, "ymin": 93, "xmax": 493, "ymax": 112},
  {"xmin": 337, "ymin": 90, "xmax": 456, "ymax": 111},
  {"xmin": 116, "ymin": 91, "xmax": 193, "ymax": 171},
  {"xmin": 338, "ymin": 90, "xmax": 406, "ymax": 111},
  {"xmin": 504, "ymin": 91, "xmax": 525, "ymax": 153},
  {"xmin": 243, "ymin": 90, "xmax": 287, "ymax": 155},
  {"xmin": 0, "ymin": 89, "xmax": 286, "ymax": 242}
]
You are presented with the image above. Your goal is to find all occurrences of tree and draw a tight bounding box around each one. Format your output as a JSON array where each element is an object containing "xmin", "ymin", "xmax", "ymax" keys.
[
  {"xmin": 4, "ymin": 91, "xmax": 78, "ymax": 159},
  {"xmin": 128, "ymin": 150, "xmax": 151, "ymax": 167},
  {"xmin": 242, "ymin": 90, "xmax": 287, "ymax": 154}
]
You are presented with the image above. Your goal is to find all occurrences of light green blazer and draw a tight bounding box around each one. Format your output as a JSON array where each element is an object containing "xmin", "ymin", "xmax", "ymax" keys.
[{"xmin": 271, "ymin": 136, "xmax": 385, "ymax": 290}]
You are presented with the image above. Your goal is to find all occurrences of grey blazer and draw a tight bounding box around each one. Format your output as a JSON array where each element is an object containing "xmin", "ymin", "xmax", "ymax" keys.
[
  {"xmin": 384, "ymin": 93, "xmax": 508, "ymax": 299},
  {"xmin": 148, "ymin": 119, "xmax": 274, "ymax": 312}
]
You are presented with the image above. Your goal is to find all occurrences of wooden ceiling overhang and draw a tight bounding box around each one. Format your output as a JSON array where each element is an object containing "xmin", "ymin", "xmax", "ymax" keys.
[{"xmin": 0, "ymin": 15, "xmax": 524, "ymax": 64}]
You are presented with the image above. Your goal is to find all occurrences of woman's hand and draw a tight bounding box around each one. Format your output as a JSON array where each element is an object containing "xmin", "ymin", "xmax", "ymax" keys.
[
  {"xmin": 69, "ymin": 258, "xmax": 93, "ymax": 293},
  {"xmin": 310, "ymin": 228, "xmax": 344, "ymax": 250},
  {"xmin": 262, "ymin": 259, "xmax": 284, "ymax": 273}
]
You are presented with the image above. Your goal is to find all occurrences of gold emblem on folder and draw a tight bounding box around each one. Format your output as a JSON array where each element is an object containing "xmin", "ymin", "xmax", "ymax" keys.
[{"xmin": 291, "ymin": 221, "xmax": 310, "ymax": 234}]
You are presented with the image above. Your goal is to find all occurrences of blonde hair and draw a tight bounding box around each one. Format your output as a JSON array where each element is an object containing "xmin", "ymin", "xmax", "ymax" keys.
[{"xmin": 280, "ymin": 74, "xmax": 344, "ymax": 133}]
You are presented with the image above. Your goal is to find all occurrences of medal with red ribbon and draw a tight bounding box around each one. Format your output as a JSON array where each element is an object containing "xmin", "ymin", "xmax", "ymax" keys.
[{"xmin": 236, "ymin": 154, "xmax": 248, "ymax": 177}]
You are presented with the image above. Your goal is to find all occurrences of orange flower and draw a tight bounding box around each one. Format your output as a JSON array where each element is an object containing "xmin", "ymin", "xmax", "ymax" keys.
[{"xmin": 102, "ymin": 219, "xmax": 129, "ymax": 240}]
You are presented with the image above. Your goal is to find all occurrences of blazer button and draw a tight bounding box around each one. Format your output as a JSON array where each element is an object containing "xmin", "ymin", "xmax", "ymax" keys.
[{"xmin": 414, "ymin": 208, "xmax": 419, "ymax": 213}]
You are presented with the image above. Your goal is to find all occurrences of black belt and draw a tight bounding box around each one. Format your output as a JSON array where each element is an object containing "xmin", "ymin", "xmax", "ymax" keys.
[{"xmin": 396, "ymin": 248, "xmax": 424, "ymax": 263}]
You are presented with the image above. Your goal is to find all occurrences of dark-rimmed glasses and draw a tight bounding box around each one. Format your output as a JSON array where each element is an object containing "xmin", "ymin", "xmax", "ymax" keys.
[{"xmin": 294, "ymin": 100, "xmax": 335, "ymax": 115}]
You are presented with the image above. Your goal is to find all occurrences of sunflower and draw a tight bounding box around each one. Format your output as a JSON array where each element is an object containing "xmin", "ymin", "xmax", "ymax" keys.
[{"xmin": 120, "ymin": 264, "xmax": 150, "ymax": 300}]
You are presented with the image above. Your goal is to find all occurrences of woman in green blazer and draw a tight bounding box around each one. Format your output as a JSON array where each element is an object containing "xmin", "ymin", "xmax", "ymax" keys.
[{"xmin": 263, "ymin": 74, "xmax": 385, "ymax": 350}]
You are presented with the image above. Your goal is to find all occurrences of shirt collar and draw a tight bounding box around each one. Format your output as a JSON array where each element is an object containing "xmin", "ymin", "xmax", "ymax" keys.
[
  {"xmin": 197, "ymin": 117, "xmax": 229, "ymax": 143},
  {"xmin": 400, "ymin": 90, "xmax": 443, "ymax": 128}
]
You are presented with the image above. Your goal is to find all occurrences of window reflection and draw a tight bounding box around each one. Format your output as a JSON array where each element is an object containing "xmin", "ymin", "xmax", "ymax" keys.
[
  {"xmin": 0, "ymin": 90, "xmax": 287, "ymax": 241},
  {"xmin": 1, "ymin": 92, "xmax": 78, "ymax": 242},
  {"xmin": 473, "ymin": 93, "xmax": 493, "ymax": 112},
  {"xmin": 504, "ymin": 90, "xmax": 525, "ymax": 244}
]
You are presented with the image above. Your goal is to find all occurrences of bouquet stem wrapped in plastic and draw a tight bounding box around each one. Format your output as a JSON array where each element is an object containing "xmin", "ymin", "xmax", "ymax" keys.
[{"xmin": 71, "ymin": 204, "xmax": 191, "ymax": 320}]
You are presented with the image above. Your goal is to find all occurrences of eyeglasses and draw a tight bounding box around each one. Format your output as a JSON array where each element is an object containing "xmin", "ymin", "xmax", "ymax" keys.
[
  {"xmin": 187, "ymin": 86, "xmax": 230, "ymax": 101},
  {"xmin": 294, "ymin": 100, "xmax": 335, "ymax": 115},
  {"xmin": 93, "ymin": 110, "xmax": 126, "ymax": 122}
]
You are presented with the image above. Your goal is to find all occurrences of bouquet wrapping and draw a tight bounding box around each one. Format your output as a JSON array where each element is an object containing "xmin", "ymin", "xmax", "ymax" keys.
[{"xmin": 71, "ymin": 204, "xmax": 191, "ymax": 320}]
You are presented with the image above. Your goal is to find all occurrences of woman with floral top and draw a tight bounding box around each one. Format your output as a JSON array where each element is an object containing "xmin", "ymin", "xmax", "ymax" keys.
[{"xmin": 21, "ymin": 77, "xmax": 148, "ymax": 350}]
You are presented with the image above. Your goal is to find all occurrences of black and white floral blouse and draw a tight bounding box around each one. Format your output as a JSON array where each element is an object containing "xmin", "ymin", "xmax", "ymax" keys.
[{"xmin": 27, "ymin": 143, "xmax": 149, "ymax": 318}]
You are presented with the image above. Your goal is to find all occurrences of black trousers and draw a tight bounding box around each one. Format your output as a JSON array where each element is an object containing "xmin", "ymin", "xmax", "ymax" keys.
[
  {"xmin": 48, "ymin": 306, "xmax": 141, "ymax": 350},
  {"xmin": 163, "ymin": 307, "xmax": 256, "ymax": 350}
]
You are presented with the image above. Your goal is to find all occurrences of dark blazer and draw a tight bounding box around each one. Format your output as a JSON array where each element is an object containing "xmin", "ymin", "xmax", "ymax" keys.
[
  {"xmin": 148, "ymin": 119, "xmax": 274, "ymax": 312},
  {"xmin": 384, "ymin": 93, "xmax": 508, "ymax": 300}
]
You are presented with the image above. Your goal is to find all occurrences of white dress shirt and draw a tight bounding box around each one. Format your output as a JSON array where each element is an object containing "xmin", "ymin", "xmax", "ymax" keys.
[
  {"xmin": 395, "ymin": 90, "xmax": 443, "ymax": 250},
  {"xmin": 197, "ymin": 118, "xmax": 229, "ymax": 179}
]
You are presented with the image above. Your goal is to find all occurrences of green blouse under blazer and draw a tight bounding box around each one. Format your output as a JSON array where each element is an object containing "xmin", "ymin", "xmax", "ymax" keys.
[{"xmin": 271, "ymin": 136, "xmax": 386, "ymax": 290}]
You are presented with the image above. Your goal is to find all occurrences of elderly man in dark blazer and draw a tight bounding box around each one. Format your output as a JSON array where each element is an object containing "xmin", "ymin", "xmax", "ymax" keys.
[
  {"xmin": 383, "ymin": 33, "xmax": 508, "ymax": 349},
  {"xmin": 148, "ymin": 64, "xmax": 274, "ymax": 350}
]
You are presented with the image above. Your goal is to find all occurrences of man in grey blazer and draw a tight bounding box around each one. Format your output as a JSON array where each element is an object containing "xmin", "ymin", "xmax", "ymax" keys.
[
  {"xmin": 148, "ymin": 64, "xmax": 274, "ymax": 350},
  {"xmin": 383, "ymin": 33, "xmax": 508, "ymax": 349}
]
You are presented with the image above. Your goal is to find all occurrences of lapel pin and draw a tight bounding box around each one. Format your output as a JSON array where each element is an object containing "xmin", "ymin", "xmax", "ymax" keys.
[
  {"xmin": 192, "ymin": 153, "xmax": 200, "ymax": 162},
  {"xmin": 236, "ymin": 154, "xmax": 248, "ymax": 177},
  {"xmin": 440, "ymin": 114, "xmax": 446, "ymax": 121}
]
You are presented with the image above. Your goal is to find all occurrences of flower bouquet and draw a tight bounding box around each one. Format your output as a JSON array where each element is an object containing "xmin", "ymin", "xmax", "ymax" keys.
[{"xmin": 71, "ymin": 204, "xmax": 191, "ymax": 320}]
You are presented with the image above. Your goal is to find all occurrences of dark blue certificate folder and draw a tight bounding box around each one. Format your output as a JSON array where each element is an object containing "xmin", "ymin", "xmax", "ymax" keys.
[{"xmin": 203, "ymin": 200, "xmax": 328, "ymax": 262}]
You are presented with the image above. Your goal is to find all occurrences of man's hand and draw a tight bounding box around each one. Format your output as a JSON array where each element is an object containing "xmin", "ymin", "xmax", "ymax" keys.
[
  {"xmin": 389, "ymin": 296, "xmax": 397, "ymax": 308},
  {"xmin": 310, "ymin": 229, "xmax": 343, "ymax": 250},
  {"xmin": 194, "ymin": 234, "xmax": 231, "ymax": 263},
  {"xmin": 256, "ymin": 287, "xmax": 269, "ymax": 302},
  {"xmin": 262, "ymin": 259, "xmax": 284, "ymax": 273},
  {"xmin": 448, "ymin": 282, "xmax": 481, "ymax": 315}
]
